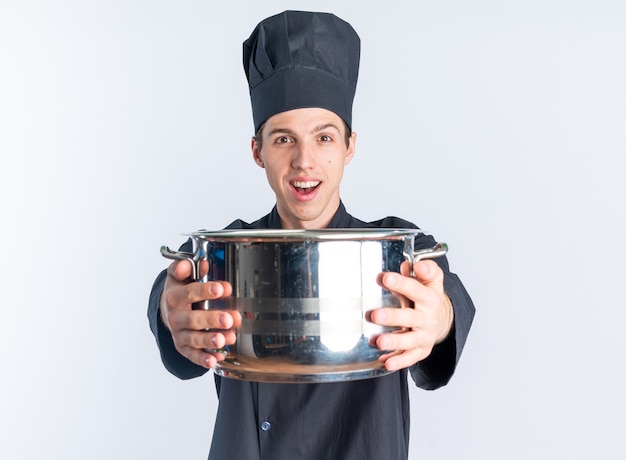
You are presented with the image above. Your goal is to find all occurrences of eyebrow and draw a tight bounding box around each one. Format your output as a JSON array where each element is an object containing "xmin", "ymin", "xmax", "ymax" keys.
[
  {"xmin": 312, "ymin": 123, "xmax": 341, "ymax": 134},
  {"xmin": 266, "ymin": 127, "xmax": 297, "ymax": 137},
  {"xmin": 266, "ymin": 123, "xmax": 342, "ymax": 137}
]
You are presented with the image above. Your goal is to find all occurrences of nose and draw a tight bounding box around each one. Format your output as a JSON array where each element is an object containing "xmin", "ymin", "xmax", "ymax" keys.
[{"xmin": 291, "ymin": 140, "xmax": 315, "ymax": 170}]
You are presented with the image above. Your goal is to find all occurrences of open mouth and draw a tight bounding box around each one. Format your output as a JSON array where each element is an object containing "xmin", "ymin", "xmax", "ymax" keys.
[{"xmin": 291, "ymin": 180, "xmax": 321, "ymax": 195}]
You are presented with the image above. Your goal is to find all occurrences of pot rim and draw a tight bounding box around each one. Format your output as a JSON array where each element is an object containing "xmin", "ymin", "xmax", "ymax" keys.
[{"xmin": 186, "ymin": 228, "xmax": 426, "ymax": 242}]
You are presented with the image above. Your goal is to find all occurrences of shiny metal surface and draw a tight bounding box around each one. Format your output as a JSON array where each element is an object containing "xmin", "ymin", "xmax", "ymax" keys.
[{"xmin": 161, "ymin": 229, "xmax": 447, "ymax": 383}]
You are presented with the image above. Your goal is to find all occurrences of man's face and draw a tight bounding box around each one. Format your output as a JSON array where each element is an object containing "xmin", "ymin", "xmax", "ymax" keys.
[{"xmin": 252, "ymin": 107, "xmax": 356, "ymax": 229}]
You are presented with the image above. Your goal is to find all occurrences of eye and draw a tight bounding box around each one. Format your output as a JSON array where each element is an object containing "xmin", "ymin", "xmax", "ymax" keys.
[
  {"xmin": 275, "ymin": 136, "xmax": 293, "ymax": 144},
  {"xmin": 319, "ymin": 134, "xmax": 332, "ymax": 142}
]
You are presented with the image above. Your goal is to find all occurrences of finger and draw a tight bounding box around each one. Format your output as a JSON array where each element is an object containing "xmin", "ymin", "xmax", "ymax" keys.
[
  {"xmin": 374, "ymin": 330, "xmax": 435, "ymax": 371},
  {"xmin": 381, "ymin": 272, "xmax": 427, "ymax": 301},
  {"xmin": 398, "ymin": 260, "xmax": 444, "ymax": 289},
  {"xmin": 178, "ymin": 345, "xmax": 228, "ymax": 369},
  {"xmin": 375, "ymin": 329, "xmax": 436, "ymax": 355},
  {"xmin": 380, "ymin": 271, "xmax": 422, "ymax": 299},
  {"xmin": 168, "ymin": 259, "xmax": 191, "ymax": 280},
  {"xmin": 369, "ymin": 306, "xmax": 418, "ymax": 328},
  {"xmin": 372, "ymin": 304, "xmax": 441, "ymax": 332},
  {"xmin": 411, "ymin": 260, "xmax": 444, "ymax": 287},
  {"xmin": 380, "ymin": 347, "xmax": 433, "ymax": 372},
  {"xmin": 168, "ymin": 259, "xmax": 210, "ymax": 281},
  {"xmin": 380, "ymin": 270, "xmax": 441, "ymax": 307},
  {"xmin": 168, "ymin": 309, "xmax": 236, "ymax": 332},
  {"xmin": 375, "ymin": 348, "xmax": 402, "ymax": 362},
  {"xmin": 176, "ymin": 327, "xmax": 238, "ymax": 351},
  {"xmin": 174, "ymin": 325, "xmax": 239, "ymax": 369},
  {"xmin": 165, "ymin": 280, "xmax": 232, "ymax": 310}
]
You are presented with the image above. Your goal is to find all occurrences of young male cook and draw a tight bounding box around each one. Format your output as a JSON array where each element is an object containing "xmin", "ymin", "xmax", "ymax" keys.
[{"xmin": 148, "ymin": 10, "xmax": 475, "ymax": 459}]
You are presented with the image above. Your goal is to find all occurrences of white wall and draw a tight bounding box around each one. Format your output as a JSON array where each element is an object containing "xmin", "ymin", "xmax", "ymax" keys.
[{"xmin": 1, "ymin": 1, "xmax": 624, "ymax": 458}]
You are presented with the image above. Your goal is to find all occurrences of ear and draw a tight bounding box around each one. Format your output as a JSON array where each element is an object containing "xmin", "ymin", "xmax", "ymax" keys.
[
  {"xmin": 251, "ymin": 137, "xmax": 265, "ymax": 168},
  {"xmin": 344, "ymin": 131, "xmax": 357, "ymax": 165}
]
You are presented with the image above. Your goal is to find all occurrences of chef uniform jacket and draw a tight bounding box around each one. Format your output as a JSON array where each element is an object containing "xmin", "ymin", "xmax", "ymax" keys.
[{"xmin": 148, "ymin": 202, "xmax": 475, "ymax": 460}]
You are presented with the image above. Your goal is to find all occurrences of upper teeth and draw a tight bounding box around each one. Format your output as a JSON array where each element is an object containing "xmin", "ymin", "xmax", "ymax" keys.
[{"xmin": 292, "ymin": 180, "xmax": 320, "ymax": 188}]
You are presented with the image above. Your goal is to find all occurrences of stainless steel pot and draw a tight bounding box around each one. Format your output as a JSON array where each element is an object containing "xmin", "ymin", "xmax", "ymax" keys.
[{"xmin": 161, "ymin": 229, "xmax": 447, "ymax": 383}]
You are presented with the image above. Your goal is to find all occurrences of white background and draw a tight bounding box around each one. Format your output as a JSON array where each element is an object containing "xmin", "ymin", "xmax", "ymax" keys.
[{"xmin": 1, "ymin": 1, "xmax": 625, "ymax": 459}]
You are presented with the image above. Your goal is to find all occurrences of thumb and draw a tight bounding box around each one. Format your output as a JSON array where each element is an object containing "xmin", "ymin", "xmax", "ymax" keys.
[
  {"xmin": 169, "ymin": 260, "xmax": 192, "ymax": 280},
  {"xmin": 169, "ymin": 259, "xmax": 209, "ymax": 281},
  {"xmin": 412, "ymin": 260, "xmax": 443, "ymax": 287}
]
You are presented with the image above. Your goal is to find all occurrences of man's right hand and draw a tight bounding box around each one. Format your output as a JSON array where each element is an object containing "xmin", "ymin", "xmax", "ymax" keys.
[{"xmin": 160, "ymin": 259, "xmax": 241, "ymax": 369}]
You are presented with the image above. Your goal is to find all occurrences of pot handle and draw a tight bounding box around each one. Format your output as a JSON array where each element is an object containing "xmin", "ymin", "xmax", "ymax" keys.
[
  {"xmin": 160, "ymin": 246, "xmax": 210, "ymax": 310},
  {"xmin": 160, "ymin": 246, "xmax": 205, "ymax": 281},
  {"xmin": 412, "ymin": 242, "xmax": 448, "ymax": 262},
  {"xmin": 409, "ymin": 242, "xmax": 448, "ymax": 276}
]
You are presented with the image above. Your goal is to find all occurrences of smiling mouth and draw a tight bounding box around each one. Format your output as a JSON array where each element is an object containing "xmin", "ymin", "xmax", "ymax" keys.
[{"xmin": 291, "ymin": 180, "xmax": 321, "ymax": 195}]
